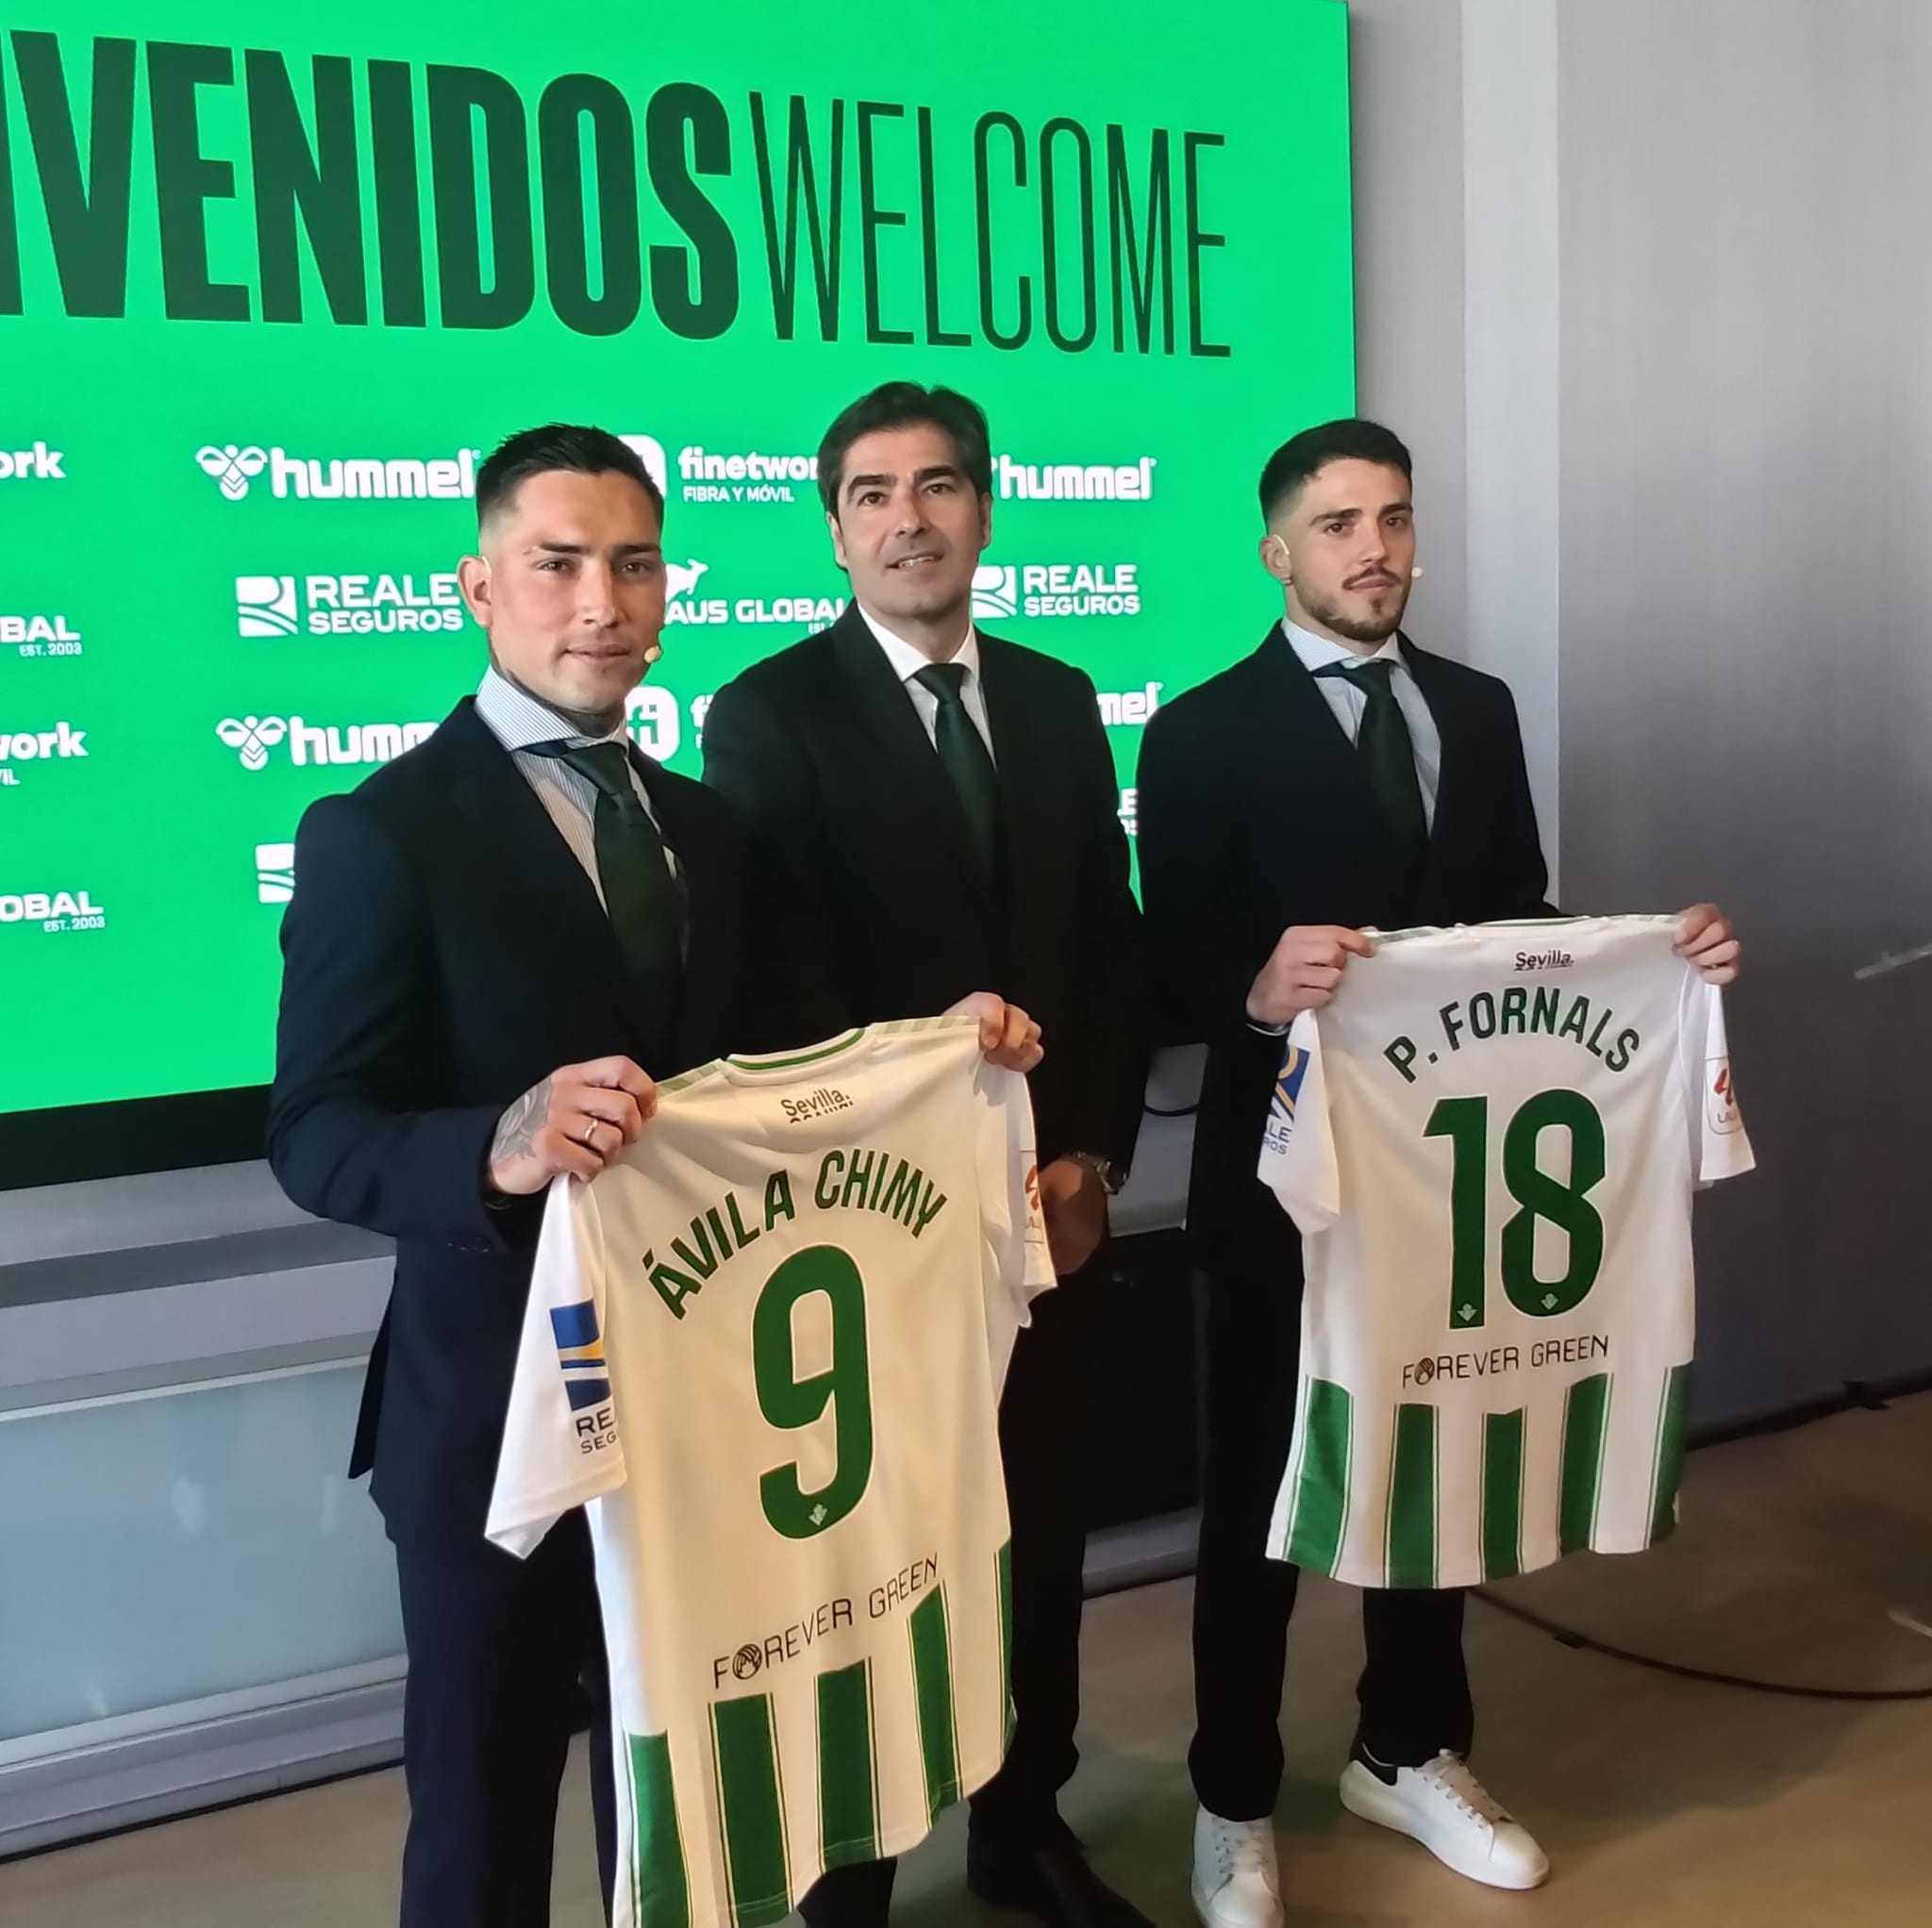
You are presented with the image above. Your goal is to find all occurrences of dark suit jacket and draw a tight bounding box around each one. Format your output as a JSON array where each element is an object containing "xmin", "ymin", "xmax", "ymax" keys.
[
  {"xmin": 1136, "ymin": 627, "xmax": 1556, "ymax": 1276},
  {"xmin": 700, "ymin": 606, "xmax": 1145, "ymax": 1177},
  {"xmin": 267, "ymin": 698, "xmax": 782, "ymax": 1544}
]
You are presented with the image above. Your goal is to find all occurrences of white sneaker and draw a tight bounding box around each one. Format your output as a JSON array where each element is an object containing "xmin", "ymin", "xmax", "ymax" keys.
[
  {"xmin": 1191, "ymin": 1807, "xmax": 1284, "ymax": 1928},
  {"xmin": 1339, "ymin": 1751, "xmax": 1549, "ymax": 1891}
]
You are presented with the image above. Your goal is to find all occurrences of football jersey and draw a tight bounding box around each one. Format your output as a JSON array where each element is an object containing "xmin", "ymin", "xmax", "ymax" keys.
[
  {"xmin": 1258, "ymin": 916, "xmax": 1753, "ymax": 1590},
  {"xmin": 486, "ymin": 1015, "xmax": 1054, "ymax": 1928}
]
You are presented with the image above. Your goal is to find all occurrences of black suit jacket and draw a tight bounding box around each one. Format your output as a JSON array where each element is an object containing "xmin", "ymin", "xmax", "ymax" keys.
[
  {"xmin": 267, "ymin": 698, "xmax": 782, "ymax": 1544},
  {"xmin": 701, "ymin": 607, "xmax": 1145, "ymax": 1176},
  {"xmin": 1136, "ymin": 627, "xmax": 1556, "ymax": 1275}
]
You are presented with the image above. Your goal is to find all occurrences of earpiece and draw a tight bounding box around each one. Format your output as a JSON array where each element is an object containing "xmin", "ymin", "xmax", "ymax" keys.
[{"xmin": 1410, "ymin": 566, "xmax": 1424, "ymax": 580}]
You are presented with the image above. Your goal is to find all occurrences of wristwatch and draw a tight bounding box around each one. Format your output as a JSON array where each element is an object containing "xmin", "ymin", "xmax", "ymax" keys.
[{"xmin": 1066, "ymin": 1150, "xmax": 1125, "ymax": 1195}]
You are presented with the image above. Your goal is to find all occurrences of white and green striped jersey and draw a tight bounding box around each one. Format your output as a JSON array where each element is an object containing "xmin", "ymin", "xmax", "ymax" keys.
[
  {"xmin": 487, "ymin": 1016, "xmax": 1053, "ymax": 1928},
  {"xmin": 1258, "ymin": 916, "xmax": 1753, "ymax": 1589}
]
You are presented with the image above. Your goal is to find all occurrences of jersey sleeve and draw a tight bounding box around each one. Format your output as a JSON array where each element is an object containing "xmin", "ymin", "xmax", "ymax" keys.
[
  {"xmin": 484, "ymin": 1176, "xmax": 630, "ymax": 1557},
  {"xmin": 1685, "ymin": 975, "xmax": 1755, "ymax": 1184},
  {"xmin": 1256, "ymin": 1012, "xmax": 1342, "ymax": 1231},
  {"xmin": 974, "ymin": 1059, "xmax": 1058, "ymax": 1388}
]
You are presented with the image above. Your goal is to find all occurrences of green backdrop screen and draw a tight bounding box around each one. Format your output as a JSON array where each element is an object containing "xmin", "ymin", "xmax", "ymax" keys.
[{"xmin": 0, "ymin": 2, "xmax": 1353, "ymax": 1121}]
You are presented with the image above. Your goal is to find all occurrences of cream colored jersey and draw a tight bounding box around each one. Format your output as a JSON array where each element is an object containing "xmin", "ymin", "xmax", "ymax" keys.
[
  {"xmin": 487, "ymin": 1016, "xmax": 1053, "ymax": 1928},
  {"xmin": 1259, "ymin": 917, "xmax": 1753, "ymax": 1589}
]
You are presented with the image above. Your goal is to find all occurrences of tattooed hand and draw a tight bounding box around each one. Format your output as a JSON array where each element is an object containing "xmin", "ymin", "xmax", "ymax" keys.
[{"xmin": 487, "ymin": 1056, "xmax": 659, "ymax": 1196}]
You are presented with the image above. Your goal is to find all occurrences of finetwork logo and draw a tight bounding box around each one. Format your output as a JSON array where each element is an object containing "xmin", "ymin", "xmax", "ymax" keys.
[
  {"xmin": 971, "ymin": 562, "xmax": 1141, "ymax": 621},
  {"xmin": 1, "ymin": 721, "xmax": 89, "ymax": 786},
  {"xmin": 236, "ymin": 573, "xmax": 465, "ymax": 638},
  {"xmin": 662, "ymin": 559, "xmax": 845, "ymax": 631},
  {"xmin": 0, "ymin": 440, "xmax": 66, "ymax": 481},
  {"xmin": 216, "ymin": 715, "xmax": 436, "ymax": 772},
  {"xmin": 0, "ymin": 887, "xmax": 105, "ymax": 928},
  {"xmin": 196, "ymin": 443, "xmax": 480, "ymax": 503},
  {"xmin": 626, "ymin": 687, "xmax": 681, "ymax": 763},
  {"xmin": 675, "ymin": 443, "xmax": 818, "ymax": 506},
  {"xmin": 257, "ymin": 843, "xmax": 296, "ymax": 904},
  {"xmin": 994, "ymin": 455, "xmax": 1158, "ymax": 502}
]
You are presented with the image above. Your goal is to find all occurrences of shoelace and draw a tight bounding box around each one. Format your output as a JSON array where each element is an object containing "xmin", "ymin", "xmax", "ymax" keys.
[
  {"xmin": 1416, "ymin": 1753, "xmax": 1507, "ymax": 1825},
  {"xmin": 1212, "ymin": 1820, "xmax": 1277, "ymax": 1886}
]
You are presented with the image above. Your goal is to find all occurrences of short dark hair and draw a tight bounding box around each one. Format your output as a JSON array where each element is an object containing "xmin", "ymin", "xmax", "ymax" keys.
[
  {"xmin": 816, "ymin": 382, "xmax": 993, "ymax": 517},
  {"xmin": 1258, "ymin": 419, "xmax": 1413, "ymax": 524},
  {"xmin": 475, "ymin": 424, "xmax": 664, "ymax": 530}
]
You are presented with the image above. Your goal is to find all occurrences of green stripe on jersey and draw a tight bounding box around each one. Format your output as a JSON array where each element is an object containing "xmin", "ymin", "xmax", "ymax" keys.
[
  {"xmin": 908, "ymin": 1587, "xmax": 962, "ymax": 1821},
  {"xmin": 996, "ymin": 1539, "xmax": 1016, "ymax": 1749},
  {"xmin": 1480, "ymin": 1409, "xmax": 1526, "ymax": 1581},
  {"xmin": 1648, "ymin": 1364, "xmax": 1692, "ymax": 1545},
  {"xmin": 815, "ymin": 1661, "xmax": 879, "ymax": 1870},
  {"xmin": 1559, "ymin": 1373, "xmax": 1614, "ymax": 1554},
  {"xmin": 724, "ymin": 1030, "xmax": 866, "ymax": 1072},
  {"xmin": 711, "ymin": 1696, "xmax": 791, "ymax": 1928},
  {"xmin": 1385, "ymin": 1404, "xmax": 1439, "ymax": 1588},
  {"xmin": 625, "ymin": 1731, "xmax": 691, "ymax": 1928},
  {"xmin": 1284, "ymin": 1377, "xmax": 1352, "ymax": 1573}
]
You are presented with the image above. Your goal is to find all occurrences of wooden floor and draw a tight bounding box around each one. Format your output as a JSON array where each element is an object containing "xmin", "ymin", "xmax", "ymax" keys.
[{"xmin": 7, "ymin": 1396, "xmax": 1932, "ymax": 1926}]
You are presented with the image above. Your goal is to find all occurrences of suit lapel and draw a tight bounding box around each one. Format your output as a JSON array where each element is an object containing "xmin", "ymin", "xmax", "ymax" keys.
[
  {"xmin": 829, "ymin": 607, "xmax": 997, "ymax": 920},
  {"xmin": 1397, "ymin": 636, "xmax": 1471, "ymax": 906},
  {"xmin": 439, "ymin": 700, "xmax": 655, "ymax": 1055},
  {"xmin": 1255, "ymin": 626, "xmax": 1410, "ymax": 901},
  {"xmin": 975, "ymin": 633, "xmax": 1051, "ymax": 928},
  {"xmin": 631, "ymin": 751, "xmax": 717, "ymax": 1061}
]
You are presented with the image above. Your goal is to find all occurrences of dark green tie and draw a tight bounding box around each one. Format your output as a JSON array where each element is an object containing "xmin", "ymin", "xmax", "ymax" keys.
[
  {"xmin": 913, "ymin": 662, "xmax": 1000, "ymax": 869},
  {"xmin": 541, "ymin": 740, "xmax": 685, "ymax": 1018},
  {"xmin": 1313, "ymin": 658, "xmax": 1429, "ymax": 884}
]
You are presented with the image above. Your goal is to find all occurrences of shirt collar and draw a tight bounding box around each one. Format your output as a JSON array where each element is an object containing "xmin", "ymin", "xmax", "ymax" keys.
[
  {"xmin": 475, "ymin": 665, "xmax": 632, "ymax": 752},
  {"xmin": 857, "ymin": 605, "xmax": 982, "ymax": 688},
  {"xmin": 1280, "ymin": 617, "xmax": 1405, "ymax": 676}
]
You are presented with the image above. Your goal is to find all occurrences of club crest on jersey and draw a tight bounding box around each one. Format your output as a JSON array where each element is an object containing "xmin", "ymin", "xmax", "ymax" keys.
[{"xmin": 550, "ymin": 1301, "xmax": 611, "ymax": 1409}]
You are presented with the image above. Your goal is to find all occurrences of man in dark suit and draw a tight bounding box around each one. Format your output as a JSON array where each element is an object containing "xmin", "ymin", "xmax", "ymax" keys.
[
  {"xmin": 1136, "ymin": 420, "xmax": 1740, "ymax": 1928},
  {"xmin": 268, "ymin": 423, "xmax": 1042, "ymax": 1928},
  {"xmin": 703, "ymin": 383, "xmax": 1149, "ymax": 1928}
]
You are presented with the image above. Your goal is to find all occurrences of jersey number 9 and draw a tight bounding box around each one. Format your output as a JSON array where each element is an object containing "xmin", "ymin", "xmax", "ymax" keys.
[{"xmin": 752, "ymin": 1245, "xmax": 875, "ymax": 1537}]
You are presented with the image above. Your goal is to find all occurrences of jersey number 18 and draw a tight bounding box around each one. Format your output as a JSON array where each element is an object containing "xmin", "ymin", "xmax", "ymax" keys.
[{"xmin": 1424, "ymin": 1089, "xmax": 1607, "ymax": 1331}]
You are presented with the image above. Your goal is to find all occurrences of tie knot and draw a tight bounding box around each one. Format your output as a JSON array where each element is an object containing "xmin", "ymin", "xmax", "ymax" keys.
[
  {"xmin": 914, "ymin": 661, "xmax": 970, "ymax": 706},
  {"xmin": 533, "ymin": 739, "xmax": 633, "ymax": 800},
  {"xmin": 1313, "ymin": 657, "xmax": 1397, "ymax": 698}
]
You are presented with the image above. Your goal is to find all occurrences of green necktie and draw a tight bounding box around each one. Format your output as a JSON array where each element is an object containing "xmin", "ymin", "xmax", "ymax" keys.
[
  {"xmin": 1313, "ymin": 658, "xmax": 1429, "ymax": 885},
  {"xmin": 913, "ymin": 662, "xmax": 1001, "ymax": 869},
  {"xmin": 541, "ymin": 740, "xmax": 686, "ymax": 1019}
]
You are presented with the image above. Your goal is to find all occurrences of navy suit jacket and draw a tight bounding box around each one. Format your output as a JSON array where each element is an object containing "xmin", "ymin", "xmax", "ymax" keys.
[
  {"xmin": 267, "ymin": 698, "xmax": 786, "ymax": 1543},
  {"xmin": 1137, "ymin": 627, "xmax": 1557, "ymax": 1277}
]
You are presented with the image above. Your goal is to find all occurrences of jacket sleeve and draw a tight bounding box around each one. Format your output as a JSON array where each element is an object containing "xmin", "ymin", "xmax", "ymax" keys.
[
  {"xmin": 1061, "ymin": 669, "xmax": 1148, "ymax": 1176},
  {"xmin": 701, "ymin": 676, "xmax": 852, "ymax": 1047},
  {"xmin": 1136, "ymin": 700, "xmax": 1276, "ymax": 1053},
  {"xmin": 265, "ymin": 791, "xmax": 525, "ymax": 1246}
]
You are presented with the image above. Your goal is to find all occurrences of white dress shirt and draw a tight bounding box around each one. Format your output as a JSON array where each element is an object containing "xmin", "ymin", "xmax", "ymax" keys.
[
  {"xmin": 1281, "ymin": 619, "xmax": 1441, "ymax": 830},
  {"xmin": 857, "ymin": 607, "xmax": 998, "ymax": 765},
  {"xmin": 474, "ymin": 668, "xmax": 677, "ymax": 906}
]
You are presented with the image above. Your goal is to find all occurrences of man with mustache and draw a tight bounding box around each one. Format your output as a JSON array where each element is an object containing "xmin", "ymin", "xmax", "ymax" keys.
[
  {"xmin": 703, "ymin": 382, "xmax": 1148, "ymax": 1928},
  {"xmin": 1137, "ymin": 420, "xmax": 1740, "ymax": 1927}
]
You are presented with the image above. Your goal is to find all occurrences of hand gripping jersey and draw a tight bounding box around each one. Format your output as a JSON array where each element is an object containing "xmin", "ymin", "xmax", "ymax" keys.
[
  {"xmin": 486, "ymin": 1016, "xmax": 1054, "ymax": 1928},
  {"xmin": 1259, "ymin": 916, "xmax": 1753, "ymax": 1590}
]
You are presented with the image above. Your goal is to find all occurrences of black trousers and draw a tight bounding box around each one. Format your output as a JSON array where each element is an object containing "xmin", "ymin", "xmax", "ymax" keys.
[
  {"xmin": 395, "ymin": 1510, "xmax": 618, "ymax": 1928},
  {"xmin": 1190, "ymin": 1261, "xmax": 1474, "ymax": 1822}
]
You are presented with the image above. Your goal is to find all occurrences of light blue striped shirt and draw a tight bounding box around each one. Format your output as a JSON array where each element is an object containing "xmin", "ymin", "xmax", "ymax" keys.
[{"xmin": 473, "ymin": 669, "xmax": 678, "ymax": 907}]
